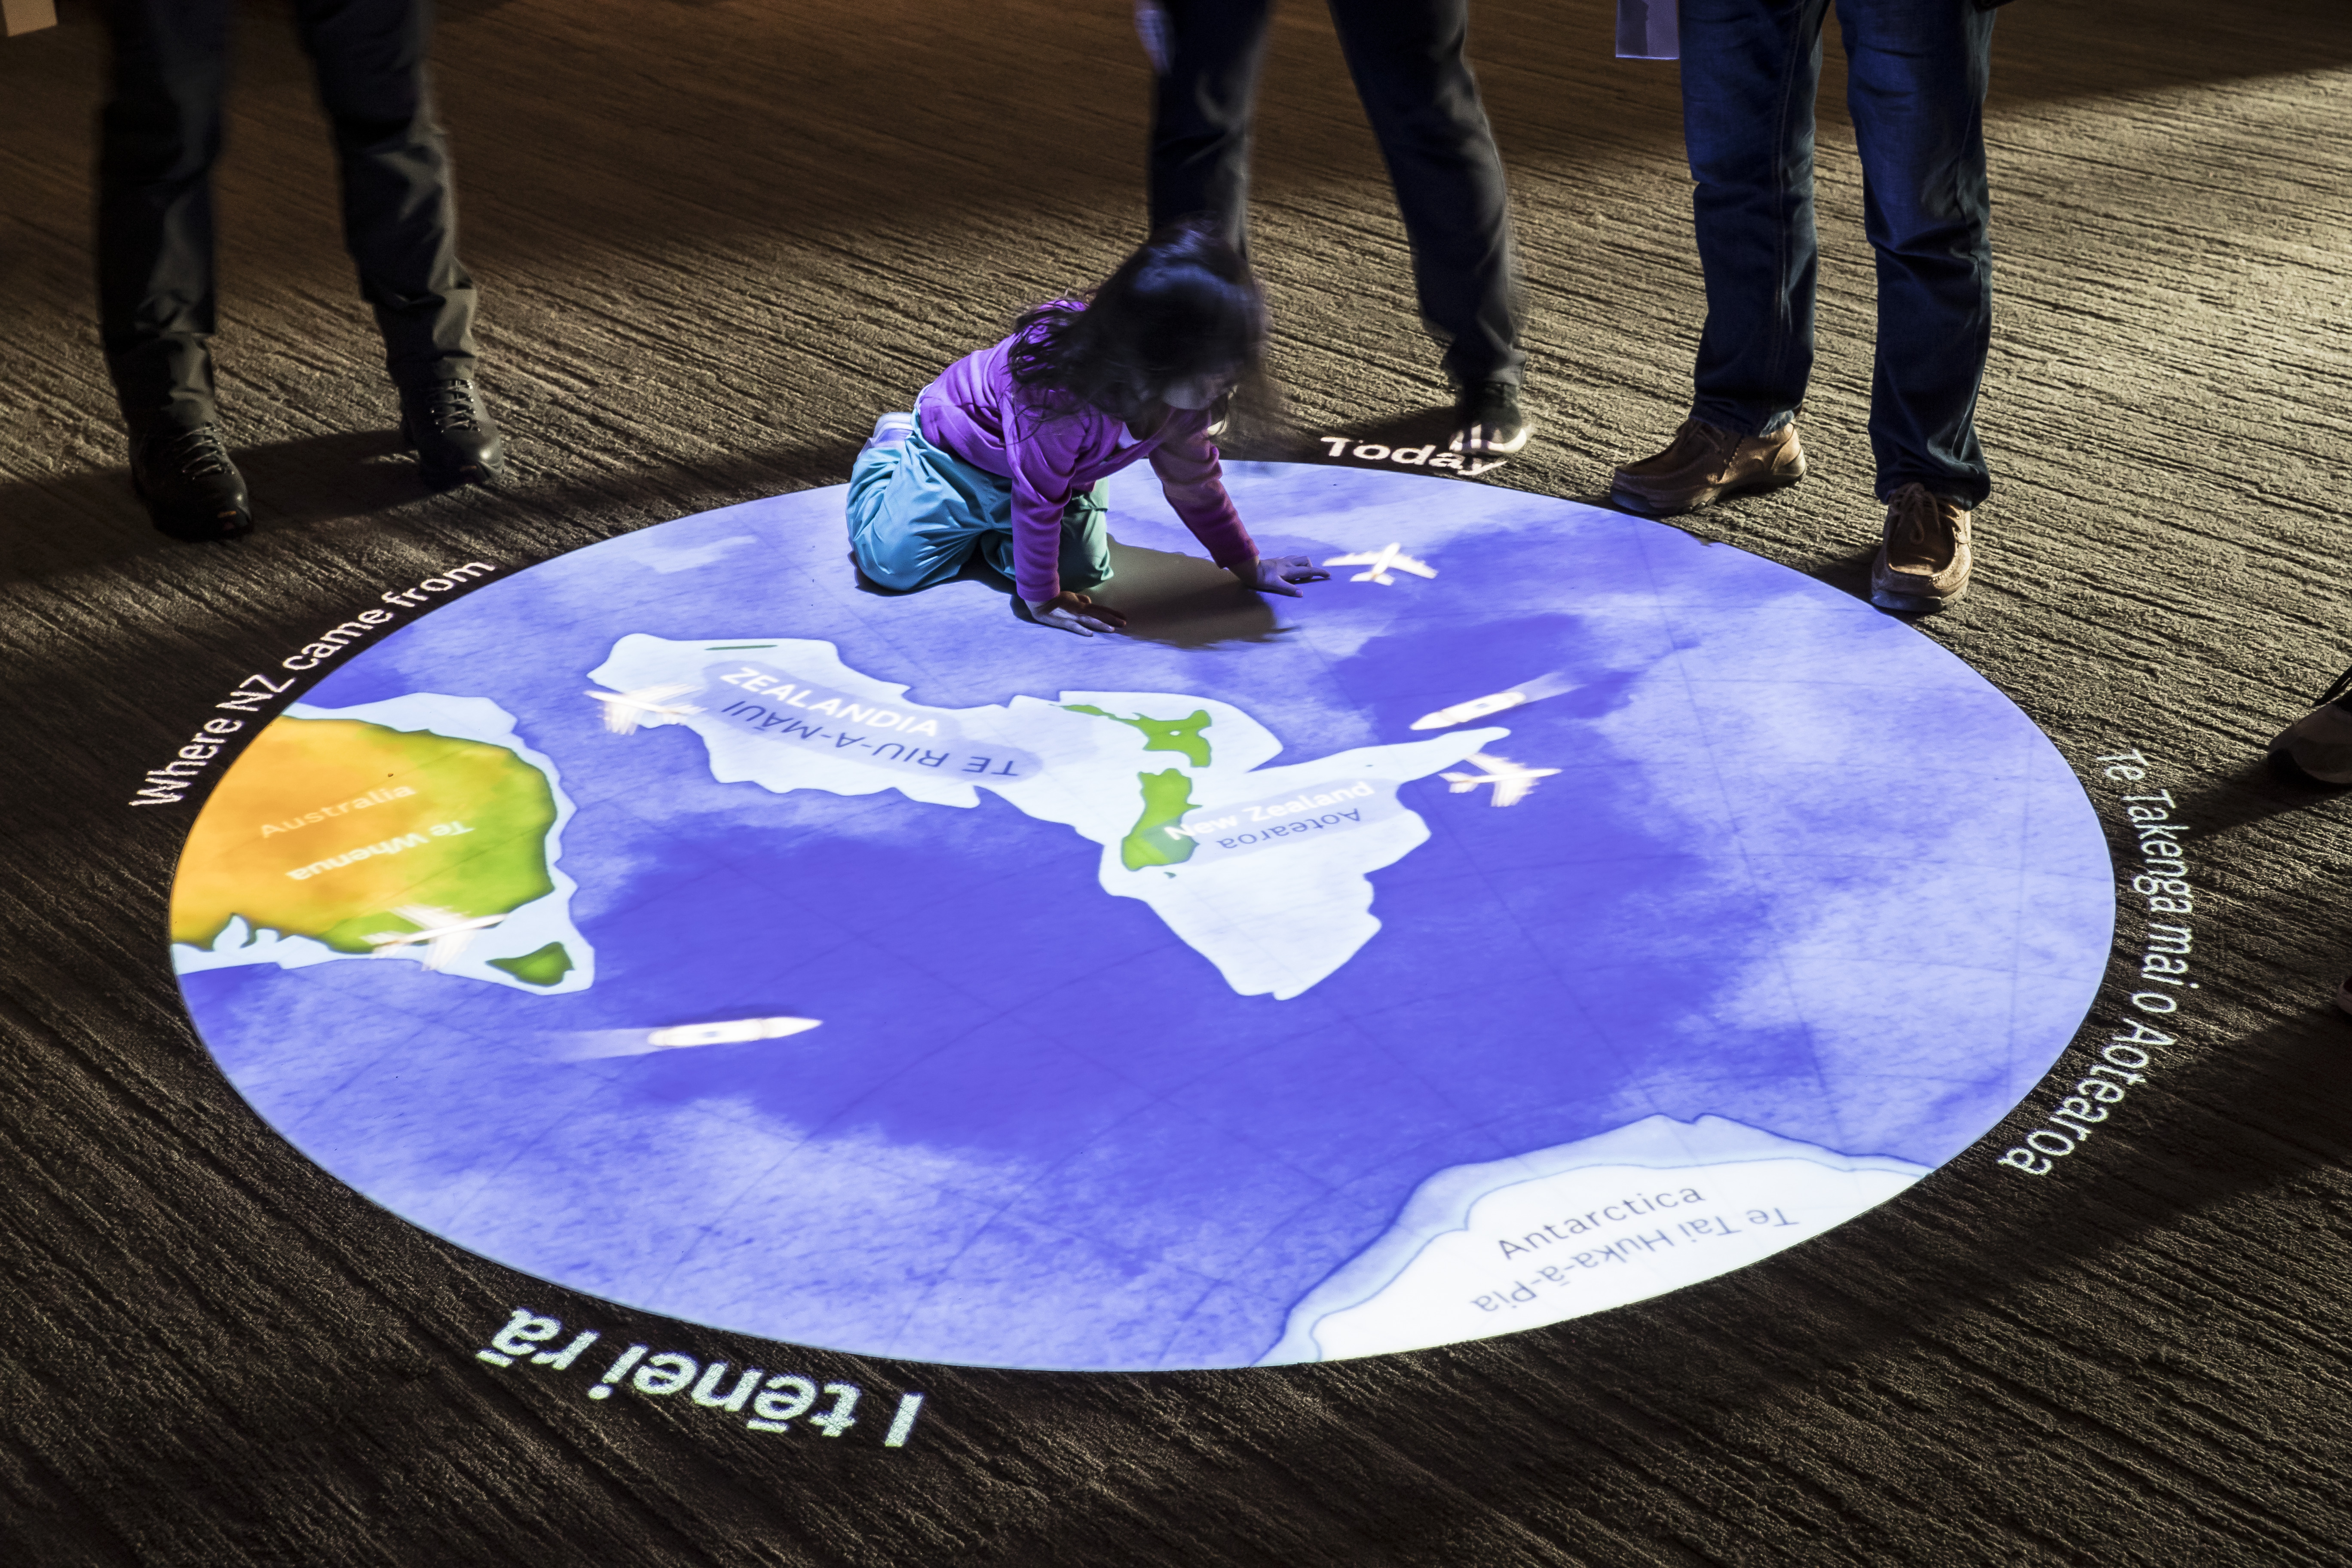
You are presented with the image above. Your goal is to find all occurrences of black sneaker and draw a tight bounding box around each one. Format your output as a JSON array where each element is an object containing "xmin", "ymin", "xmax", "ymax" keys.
[
  {"xmin": 400, "ymin": 378, "xmax": 507, "ymax": 487},
  {"xmin": 131, "ymin": 423, "xmax": 254, "ymax": 542},
  {"xmin": 1451, "ymin": 380, "xmax": 1530, "ymax": 456}
]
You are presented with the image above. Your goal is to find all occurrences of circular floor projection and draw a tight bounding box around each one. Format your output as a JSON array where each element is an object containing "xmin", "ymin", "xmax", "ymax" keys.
[{"xmin": 170, "ymin": 462, "xmax": 2115, "ymax": 1371}]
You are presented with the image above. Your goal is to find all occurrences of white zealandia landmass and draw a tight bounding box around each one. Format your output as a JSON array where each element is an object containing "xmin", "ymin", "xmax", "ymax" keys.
[{"xmin": 589, "ymin": 634, "xmax": 1509, "ymax": 998}]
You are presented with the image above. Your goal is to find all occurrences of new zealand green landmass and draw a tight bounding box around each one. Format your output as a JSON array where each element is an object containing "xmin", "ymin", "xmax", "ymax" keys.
[
  {"xmin": 1065, "ymin": 705, "xmax": 1214, "ymax": 767},
  {"xmin": 1120, "ymin": 770, "xmax": 1198, "ymax": 871}
]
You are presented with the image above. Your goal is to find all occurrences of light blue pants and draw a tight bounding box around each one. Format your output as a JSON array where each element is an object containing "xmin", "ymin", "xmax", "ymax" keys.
[{"xmin": 846, "ymin": 419, "xmax": 1112, "ymax": 595}]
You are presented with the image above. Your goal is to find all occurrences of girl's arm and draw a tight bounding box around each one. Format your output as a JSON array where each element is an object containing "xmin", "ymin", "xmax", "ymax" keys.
[
  {"xmin": 1002, "ymin": 404, "xmax": 1099, "ymax": 608},
  {"xmin": 1150, "ymin": 421, "xmax": 1327, "ymax": 595},
  {"xmin": 1147, "ymin": 419, "xmax": 1257, "ymax": 574},
  {"xmin": 1000, "ymin": 402, "xmax": 1136, "ymax": 634}
]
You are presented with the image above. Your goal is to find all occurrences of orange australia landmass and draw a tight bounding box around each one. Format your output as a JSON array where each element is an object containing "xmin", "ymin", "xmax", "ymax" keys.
[{"xmin": 172, "ymin": 717, "xmax": 560, "ymax": 955}]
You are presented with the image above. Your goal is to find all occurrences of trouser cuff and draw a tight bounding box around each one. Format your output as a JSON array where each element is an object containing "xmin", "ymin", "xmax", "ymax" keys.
[
  {"xmin": 106, "ymin": 337, "xmax": 217, "ymax": 435},
  {"xmin": 1688, "ymin": 398, "xmax": 1801, "ymax": 439},
  {"xmin": 1877, "ymin": 478, "xmax": 1990, "ymax": 508}
]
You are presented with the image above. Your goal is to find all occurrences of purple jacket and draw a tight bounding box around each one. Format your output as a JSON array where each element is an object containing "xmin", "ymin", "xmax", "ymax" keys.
[{"xmin": 916, "ymin": 308, "xmax": 1257, "ymax": 604}]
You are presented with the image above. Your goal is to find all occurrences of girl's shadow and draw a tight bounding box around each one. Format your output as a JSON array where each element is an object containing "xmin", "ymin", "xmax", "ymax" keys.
[
  {"xmin": 1, "ymin": 429, "xmax": 424, "ymax": 583},
  {"xmin": 1088, "ymin": 538, "xmax": 1286, "ymax": 649},
  {"xmin": 858, "ymin": 536, "xmax": 1285, "ymax": 649}
]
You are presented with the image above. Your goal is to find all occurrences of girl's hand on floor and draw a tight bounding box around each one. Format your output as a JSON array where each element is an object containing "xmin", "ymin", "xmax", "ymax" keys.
[
  {"xmin": 1241, "ymin": 556, "xmax": 1330, "ymax": 597},
  {"xmin": 1029, "ymin": 592, "xmax": 1128, "ymax": 636}
]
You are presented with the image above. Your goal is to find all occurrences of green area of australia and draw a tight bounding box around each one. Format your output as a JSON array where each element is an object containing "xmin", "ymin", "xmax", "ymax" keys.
[{"xmin": 490, "ymin": 942, "xmax": 576, "ymax": 987}]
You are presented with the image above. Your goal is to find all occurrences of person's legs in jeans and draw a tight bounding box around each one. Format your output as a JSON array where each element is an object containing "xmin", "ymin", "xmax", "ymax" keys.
[
  {"xmin": 1148, "ymin": 0, "xmax": 1275, "ymax": 247},
  {"xmin": 294, "ymin": 0, "xmax": 477, "ymax": 389},
  {"xmin": 1680, "ymin": 0, "xmax": 1831, "ymax": 439},
  {"xmin": 1837, "ymin": 0, "xmax": 1996, "ymax": 506},
  {"xmin": 96, "ymin": 0, "xmax": 233, "ymax": 434},
  {"xmin": 1325, "ymin": 0, "xmax": 1523, "ymax": 389}
]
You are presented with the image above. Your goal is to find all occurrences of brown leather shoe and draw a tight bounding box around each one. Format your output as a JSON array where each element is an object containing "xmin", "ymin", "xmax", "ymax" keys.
[
  {"xmin": 1610, "ymin": 418, "xmax": 1807, "ymax": 515},
  {"xmin": 1870, "ymin": 483, "xmax": 1972, "ymax": 611}
]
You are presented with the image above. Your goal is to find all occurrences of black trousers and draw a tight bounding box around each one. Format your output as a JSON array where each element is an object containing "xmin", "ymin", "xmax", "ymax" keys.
[
  {"xmin": 97, "ymin": 0, "xmax": 477, "ymax": 432},
  {"xmin": 1148, "ymin": 0, "xmax": 1525, "ymax": 389}
]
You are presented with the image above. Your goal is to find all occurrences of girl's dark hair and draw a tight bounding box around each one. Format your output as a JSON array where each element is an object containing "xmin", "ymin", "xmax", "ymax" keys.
[{"xmin": 1005, "ymin": 222, "xmax": 1266, "ymax": 424}]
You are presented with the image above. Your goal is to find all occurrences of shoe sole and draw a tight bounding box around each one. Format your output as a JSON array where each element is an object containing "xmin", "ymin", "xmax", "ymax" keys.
[
  {"xmin": 402, "ymin": 418, "xmax": 507, "ymax": 488},
  {"xmin": 419, "ymin": 460, "xmax": 506, "ymax": 489},
  {"xmin": 1454, "ymin": 426, "xmax": 1532, "ymax": 457},
  {"xmin": 2266, "ymin": 746, "xmax": 2352, "ymax": 789},
  {"xmin": 1869, "ymin": 564, "xmax": 1968, "ymax": 615},
  {"xmin": 1609, "ymin": 467, "xmax": 1804, "ymax": 518},
  {"xmin": 1871, "ymin": 536, "xmax": 1970, "ymax": 614},
  {"xmin": 1869, "ymin": 585, "xmax": 1963, "ymax": 615},
  {"xmin": 133, "ymin": 471, "xmax": 254, "ymax": 542}
]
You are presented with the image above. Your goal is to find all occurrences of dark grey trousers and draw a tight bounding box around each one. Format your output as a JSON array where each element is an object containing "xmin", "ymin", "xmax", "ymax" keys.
[
  {"xmin": 1147, "ymin": 0, "xmax": 1525, "ymax": 389},
  {"xmin": 97, "ymin": 0, "xmax": 478, "ymax": 432}
]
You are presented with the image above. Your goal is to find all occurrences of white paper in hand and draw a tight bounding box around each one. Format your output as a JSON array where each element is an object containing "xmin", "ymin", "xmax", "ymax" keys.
[
  {"xmin": 1615, "ymin": 0, "xmax": 1678, "ymax": 60},
  {"xmin": 1135, "ymin": 0, "xmax": 1173, "ymax": 75}
]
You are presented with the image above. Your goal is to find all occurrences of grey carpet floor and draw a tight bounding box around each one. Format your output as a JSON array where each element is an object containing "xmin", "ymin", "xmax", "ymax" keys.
[{"xmin": 4, "ymin": 0, "xmax": 2352, "ymax": 1562}]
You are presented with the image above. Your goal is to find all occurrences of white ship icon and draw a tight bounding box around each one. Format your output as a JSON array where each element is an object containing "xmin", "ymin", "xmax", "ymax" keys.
[
  {"xmin": 1409, "ymin": 673, "xmax": 1573, "ymax": 730},
  {"xmin": 644, "ymin": 1016, "xmax": 823, "ymax": 1050}
]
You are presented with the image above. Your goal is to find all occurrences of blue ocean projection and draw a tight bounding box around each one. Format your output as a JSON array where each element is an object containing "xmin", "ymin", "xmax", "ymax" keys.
[{"xmin": 171, "ymin": 463, "xmax": 2114, "ymax": 1370}]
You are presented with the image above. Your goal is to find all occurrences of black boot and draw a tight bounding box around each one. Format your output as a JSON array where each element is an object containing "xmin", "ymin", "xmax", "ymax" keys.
[
  {"xmin": 1451, "ymin": 380, "xmax": 1531, "ymax": 457},
  {"xmin": 130, "ymin": 423, "xmax": 254, "ymax": 542},
  {"xmin": 400, "ymin": 378, "xmax": 506, "ymax": 487}
]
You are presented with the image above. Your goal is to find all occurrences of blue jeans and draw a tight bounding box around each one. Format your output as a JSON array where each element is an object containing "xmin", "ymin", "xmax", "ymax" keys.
[
  {"xmin": 1681, "ymin": 0, "xmax": 1997, "ymax": 505},
  {"xmin": 846, "ymin": 422, "xmax": 1112, "ymax": 595}
]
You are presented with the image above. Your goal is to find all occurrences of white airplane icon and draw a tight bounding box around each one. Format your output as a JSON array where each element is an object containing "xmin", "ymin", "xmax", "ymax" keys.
[
  {"xmin": 586, "ymin": 682, "xmax": 701, "ymax": 735},
  {"xmin": 1440, "ymin": 752, "xmax": 1562, "ymax": 807},
  {"xmin": 1324, "ymin": 543, "xmax": 1437, "ymax": 585},
  {"xmin": 364, "ymin": 904, "xmax": 506, "ymax": 970},
  {"xmin": 1410, "ymin": 672, "xmax": 1574, "ymax": 730}
]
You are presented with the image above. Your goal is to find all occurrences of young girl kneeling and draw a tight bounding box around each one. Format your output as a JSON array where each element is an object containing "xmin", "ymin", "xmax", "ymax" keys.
[{"xmin": 847, "ymin": 224, "xmax": 1325, "ymax": 636}]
